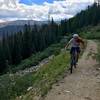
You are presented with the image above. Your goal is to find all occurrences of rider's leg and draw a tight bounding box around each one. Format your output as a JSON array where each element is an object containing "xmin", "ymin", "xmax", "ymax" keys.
[
  {"xmin": 76, "ymin": 47, "xmax": 80, "ymax": 63},
  {"xmin": 70, "ymin": 47, "xmax": 76, "ymax": 71},
  {"xmin": 70, "ymin": 53, "xmax": 74, "ymax": 73},
  {"xmin": 70, "ymin": 48, "xmax": 74, "ymax": 72},
  {"xmin": 76, "ymin": 52, "xmax": 79, "ymax": 63},
  {"xmin": 74, "ymin": 52, "xmax": 77, "ymax": 68},
  {"xmin": 70, "ymin": 47, "xmax": 73, "ymax": 65},
  {"xmin": 70, "ymin": 54, "xmax": 73, "ymax": 66},
  {"xmin": 74, "ymin": 48, "xmax": 79, "ymax": 68}
]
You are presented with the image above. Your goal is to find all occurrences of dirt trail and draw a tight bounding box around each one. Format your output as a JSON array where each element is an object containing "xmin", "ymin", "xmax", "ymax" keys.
[{"xmin": 44, "ymin": 40, "xmax": 100, "ymax": 100}]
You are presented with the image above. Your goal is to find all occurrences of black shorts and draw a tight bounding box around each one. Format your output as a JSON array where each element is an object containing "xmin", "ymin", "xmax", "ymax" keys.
[{"xmin": 70, "ymin": 47, "xmax": 80, "ymax": 54}]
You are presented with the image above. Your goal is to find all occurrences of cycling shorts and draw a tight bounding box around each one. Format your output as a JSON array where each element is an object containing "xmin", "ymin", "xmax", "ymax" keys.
[{"xmin": 70, "ymin": 47, "xmax": 80, "ymax": 54}]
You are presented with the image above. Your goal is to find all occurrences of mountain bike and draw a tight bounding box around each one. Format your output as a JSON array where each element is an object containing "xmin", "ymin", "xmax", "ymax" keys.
[
  {"xmin": 64, "ymin": 48, "xmax": 78, "ymax": 74},
  {"xmin": 70, "ymin": 50, "xmax": 78, "ymax": 74}
]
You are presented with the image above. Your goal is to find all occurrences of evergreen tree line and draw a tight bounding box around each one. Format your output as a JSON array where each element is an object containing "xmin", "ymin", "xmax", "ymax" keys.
[
  {"xmin": 60, "ymin": 3, "xmax": 100, "ymax": 34},
  {"xmin": 0, "ymin": 3, "xmax": 100, "ymax": 74},
  {"xmin": 0, "ymin": 20, "xmax": 63, "ymax": 74}
]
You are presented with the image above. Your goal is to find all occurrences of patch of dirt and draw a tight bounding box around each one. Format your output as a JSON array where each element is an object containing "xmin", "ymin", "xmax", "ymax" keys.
[{"xmin": 44, "ymin": 40, "xmax": 100, "ymax": 100}]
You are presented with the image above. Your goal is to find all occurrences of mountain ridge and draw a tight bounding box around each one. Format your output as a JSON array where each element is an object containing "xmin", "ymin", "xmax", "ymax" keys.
[{"xmin": 0, "ymin": 20, "xmax": 49, "ymax": 37}]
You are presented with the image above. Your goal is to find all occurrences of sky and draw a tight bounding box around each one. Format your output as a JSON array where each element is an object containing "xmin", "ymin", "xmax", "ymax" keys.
[
  {"xmin": 20, "ymin": 0, "xmax": 54, "ymax": 5},
  {"xmin": 0, "ymin": 0, "xmax": 95, "ymax": 23}
]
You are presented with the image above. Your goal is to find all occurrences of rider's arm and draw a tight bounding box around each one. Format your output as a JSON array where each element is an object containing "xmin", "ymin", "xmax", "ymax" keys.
[
  {"xmin": 79, "ymin": 38, "xmax": 85, "ymax": 48},
  {"xmin": 65, "ymin": 39, "xmax": 72, "ymax": 49}
]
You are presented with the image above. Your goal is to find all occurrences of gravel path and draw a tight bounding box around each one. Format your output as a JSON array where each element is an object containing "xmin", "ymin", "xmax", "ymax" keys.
[{"xmin": 44, "ymin": 40, "xmax": 100, "ymax": 100}]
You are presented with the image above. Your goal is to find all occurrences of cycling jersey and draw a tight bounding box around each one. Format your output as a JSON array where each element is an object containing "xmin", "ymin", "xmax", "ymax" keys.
[
  {"xmin": 69, "ymin": 37, "xmax": 84, "ymax": 48},
  {"xmin": 68, "ymin": 37, "xmax": 84, "ymax": 54}
]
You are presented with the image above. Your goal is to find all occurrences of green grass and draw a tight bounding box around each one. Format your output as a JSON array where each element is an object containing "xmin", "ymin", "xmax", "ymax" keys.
[
  {"xmin": 79, "ymin": 24, "xmax": 100, "ymax": 39},
  {"xmin": 10, "ymin": 38, "xmax": 67, "ymax": 73},
  {"xmin": 0, "ymin": 51, "xmax": 70, "ymax": 100}
]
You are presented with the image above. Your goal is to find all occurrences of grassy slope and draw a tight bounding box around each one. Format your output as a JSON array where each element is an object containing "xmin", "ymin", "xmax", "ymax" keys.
[
  {"xmin": 9, "ymin": 39, "xmax": 67, "ymax": 73},
  {"xmin": 79, "ymin": 24, "xmax": 100, "ymax": 39},
  {"xmin": 0, "ymin": 50, "xmax": 70, "ymax": 100}
]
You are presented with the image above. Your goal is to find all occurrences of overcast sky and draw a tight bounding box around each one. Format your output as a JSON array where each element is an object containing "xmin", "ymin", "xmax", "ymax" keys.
[{"xmin": 0, "ymin": 0, "xmax": 95, "ymax": 22}]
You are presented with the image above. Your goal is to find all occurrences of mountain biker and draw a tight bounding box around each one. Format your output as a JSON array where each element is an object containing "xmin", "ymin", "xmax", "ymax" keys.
[{"xmin": 65, "ymin": 34, "xmax": 85, "ymax": 65}]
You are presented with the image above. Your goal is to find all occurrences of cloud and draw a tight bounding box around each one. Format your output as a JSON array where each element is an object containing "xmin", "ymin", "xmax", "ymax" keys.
[{"xmin": 0, "ymin": 0, "xmax": 94, "ymax": 22}]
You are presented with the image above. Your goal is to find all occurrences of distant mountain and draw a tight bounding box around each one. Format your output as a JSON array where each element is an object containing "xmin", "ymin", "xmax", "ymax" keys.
[
  {"xmin": 0, "ymin": 20, "xmax": 48, "ymax": 27},
  {"xmin": 0, "ymin": 20, "xmax": 49, "ymax": 38}
]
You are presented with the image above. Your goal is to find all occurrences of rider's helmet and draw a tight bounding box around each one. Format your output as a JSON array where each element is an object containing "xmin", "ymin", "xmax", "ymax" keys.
[{"xmin": 73, "ymin": 34, "xmax": 79, "ymax": 38}]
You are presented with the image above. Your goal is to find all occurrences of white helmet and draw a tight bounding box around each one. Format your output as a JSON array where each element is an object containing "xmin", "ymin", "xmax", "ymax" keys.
[{"xmin": 73, "ymin": 34, "xmax": 79, "ymax": 38}]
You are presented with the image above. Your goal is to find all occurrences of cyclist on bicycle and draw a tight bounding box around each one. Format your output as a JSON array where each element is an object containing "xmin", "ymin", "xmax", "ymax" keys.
[{"xmin": 65, "ymin": 34, "xmax": 85, "ymax": 64}]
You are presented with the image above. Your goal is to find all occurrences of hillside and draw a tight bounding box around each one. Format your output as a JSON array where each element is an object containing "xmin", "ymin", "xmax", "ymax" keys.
[
  {"xmin": 79, "ymin": 24, "xmax": 100, "ymax": 39},
  {"xmin": 0, "ymin": 46, "xmax": 70, "ymax": 100},
  {"xmin": 0, "ymin": 23, "xmax": 100, "ymax": 100}
]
